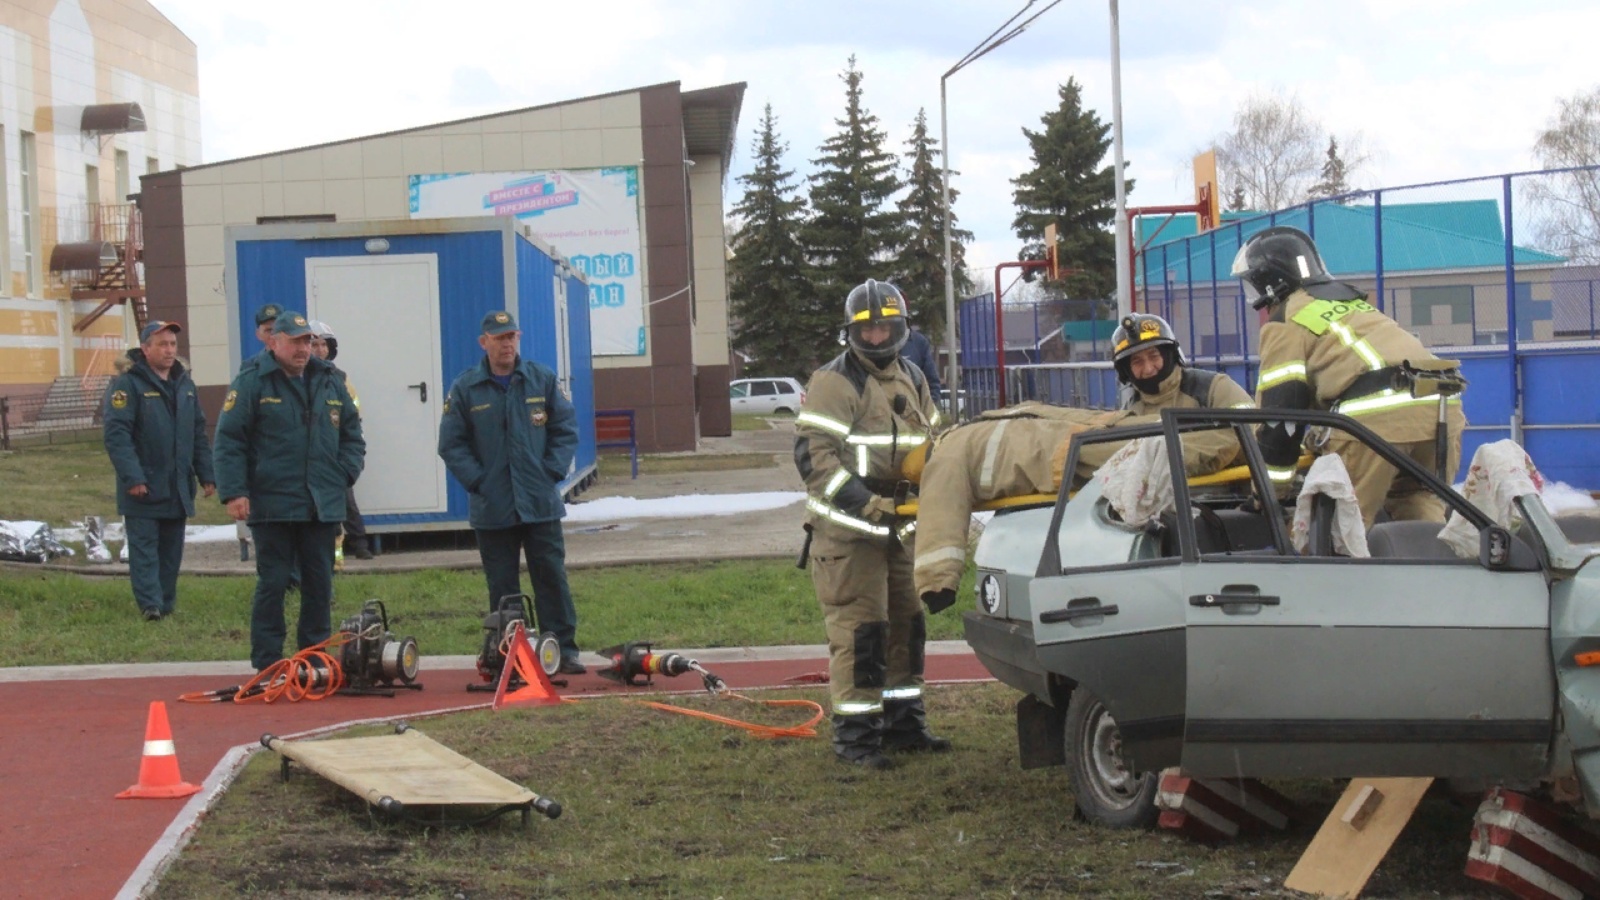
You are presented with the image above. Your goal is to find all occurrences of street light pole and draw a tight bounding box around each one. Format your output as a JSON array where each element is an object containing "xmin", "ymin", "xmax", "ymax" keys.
[
  {"xmin": 939, "ymin": 0, "xmax": 1062, "ymax": 417},
  {"xmin": 1109, "ymin": 0, "xmax": 1132, "ymax": 319}
]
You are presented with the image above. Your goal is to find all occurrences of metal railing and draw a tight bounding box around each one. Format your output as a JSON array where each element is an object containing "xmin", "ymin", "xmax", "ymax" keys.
[{"xmin": 0, "ymin": 381, "xmax": 109, "ymax": 450}]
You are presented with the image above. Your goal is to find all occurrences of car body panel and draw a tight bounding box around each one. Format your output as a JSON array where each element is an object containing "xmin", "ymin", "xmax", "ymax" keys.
[{"xmin": 729, "ymin": 377, "xmax": 805, "ymax": 415}]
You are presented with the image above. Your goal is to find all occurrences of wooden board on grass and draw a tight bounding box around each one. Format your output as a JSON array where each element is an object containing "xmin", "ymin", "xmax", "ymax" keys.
[{"xmin": 1284, "ymin": 776, "xmax": 1433, "ymax": 899}]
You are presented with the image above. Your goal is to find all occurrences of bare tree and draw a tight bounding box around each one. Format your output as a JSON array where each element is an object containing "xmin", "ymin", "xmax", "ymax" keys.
[
  {"xmin": 1213, "ymin": 91, "xmax": 1367, "ymax": 211},
  {"xmin": 1525, "ymin": 86, "xmax": 1600, "ymax": 264}
]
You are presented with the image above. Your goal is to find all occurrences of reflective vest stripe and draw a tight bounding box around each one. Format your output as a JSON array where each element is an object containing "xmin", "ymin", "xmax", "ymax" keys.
[
  {"xmin": 856, "ymin": 445, "xmax": 870, "ymax": 477},
  {"xmin": 835, "ymin": 700, "xmax": 882, "ymax": 714},
  {"xmin": 846, "ymin": 433, "xmax": 928, "ymax": 447},
  {"xmin": 895, "ymin": 520, "xmax": 916, "ymax": 543},
  {"xmin": 1231, "ymin": 401, "xmax": 1256, "ymax": 409},
  {"xmin": 805, "ymin": 497, "xmax": 890, "ymax": 537},
  {"xmin": 1340, "ymin": 389, "xmax": 1461, "ymax": 417},
  {"xmin": 914, "ymin": 545, "xmax": 967, "ymax": 570},
  {"xmin": 1266, "ymin": 466, "xmax": 1297, "ymax": 483},
  {"xmin": 797, "ymin": 411, "xmax": 850, "ymax": 436},
  {"xmin": 882, "ymin": 686, "xmax": 922, "ymax": 700},
  {"xmin": 1327, "ymin": 320, "xmax": 1386, "ymax": 371},
  {"xmin": 1257, "ymin": 362, "xmax": 1308, "ymax": 387},
  {"xmin": 979, "ymin": 419, "xmax": 1010, "ymax": 492},
  {"xmin": 823, "ymin": 470, "xmax": 851, "ymax": 500}
]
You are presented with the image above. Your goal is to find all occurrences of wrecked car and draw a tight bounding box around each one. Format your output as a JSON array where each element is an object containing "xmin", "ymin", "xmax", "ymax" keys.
[{"xmin": 962, "ymin": 406, "xmax": 1600, "ymax": 828}]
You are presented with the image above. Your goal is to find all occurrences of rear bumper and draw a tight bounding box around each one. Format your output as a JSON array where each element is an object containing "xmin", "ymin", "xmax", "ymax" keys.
[{"xmin": 963, "ymin": 610, "xmax": 1052, "ymax": 702}]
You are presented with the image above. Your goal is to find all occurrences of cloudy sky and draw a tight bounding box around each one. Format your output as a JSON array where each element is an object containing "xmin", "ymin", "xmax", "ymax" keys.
[{"xmin": 152, "ymin": 0, "xmax": 1599, "ymax": 284}]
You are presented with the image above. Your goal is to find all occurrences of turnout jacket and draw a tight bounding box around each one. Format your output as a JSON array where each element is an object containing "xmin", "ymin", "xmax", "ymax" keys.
[
  {"xmin": 1125, "ymin": 365, "xmax": 1254, "ymax": 473},
  {"xmin": 102, "ymin": 350, "xmax": 215, "ymax": 518},
  {"xmin": 794, "ymin": 348, "xmax": 939, "ymax": 543},
  {"xmin": 1255, "ymin": 285, "xmax": 1463, "ymax": 469},
  {"xmin": 213, "ymin": 350, "xmax": 366, "ymax": 524},
  {"xmin": 437, "ymin": 355, "xmax": 577, "ymax": 530}
]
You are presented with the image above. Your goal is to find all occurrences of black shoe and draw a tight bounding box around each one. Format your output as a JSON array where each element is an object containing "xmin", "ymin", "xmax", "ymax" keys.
[
  {"xmin": 832, "ymin": 713, "xmax": 894, "ymax": 770},
  {"xmin": 835, "ymin": 748, "xmax": 895, "ymax": 769},
  {"xmin": 142, "ymin": 608, "xmax": 162, "ymax": 622},
  {"xmin": 883, "ymin": 730, "xmax": 953, "ymax": 753},
  {"xmin": 557, "ymin": 656, "xmax": 587, "ymax": 675},
  {"xmin": 882, "ymin": 697, "xmax": 952, "ymax": 753},
  {"xmin": 349, "ymin": 542, "xmax": 375, "ymax": 560}
]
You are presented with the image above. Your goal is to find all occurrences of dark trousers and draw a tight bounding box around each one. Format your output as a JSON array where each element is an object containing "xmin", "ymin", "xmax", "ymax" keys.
[
  {"xmin": 249, "ymin": 521, "xmax": 339, "ymax": 670},
  {"xmin": 125, "ymin": 516, "xmax": 185, "ymax": 615},
  {"xmin": 343, "ymin": 488, "xmax": 368, "ymax": 550},
  {"xmin": 476, "ymin": 520, "xmax": 579, "ymax": 657}
]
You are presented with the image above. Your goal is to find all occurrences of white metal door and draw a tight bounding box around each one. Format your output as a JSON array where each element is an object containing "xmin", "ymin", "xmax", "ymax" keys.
[
  {"xmin": 306, "ymin": 254, "xmax": 446, "ymax": 515},
  {"xmin": 551, "ymin": 273, "xmax": 572, "ymax": 397}
]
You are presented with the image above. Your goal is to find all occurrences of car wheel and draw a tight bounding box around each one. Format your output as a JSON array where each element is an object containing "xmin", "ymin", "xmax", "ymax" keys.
[
  {"xmin": 1064, "ymin": 687, "xmax": 1159, "ymax": 829},
  {"xmin": 773, "ymin": 407, "xmax": 794, "ymax": 416}
]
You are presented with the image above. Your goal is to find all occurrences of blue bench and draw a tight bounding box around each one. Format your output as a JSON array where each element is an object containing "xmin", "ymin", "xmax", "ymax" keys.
[{"xmin": 595, "ymin": 408, "xmax": 638, "ymax": 479}]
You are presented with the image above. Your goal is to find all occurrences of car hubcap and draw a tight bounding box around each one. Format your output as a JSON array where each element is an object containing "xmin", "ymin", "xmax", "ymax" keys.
[{"xmin": 1084, "ymin": 700, "xmax": 1143, "ymax": 809}]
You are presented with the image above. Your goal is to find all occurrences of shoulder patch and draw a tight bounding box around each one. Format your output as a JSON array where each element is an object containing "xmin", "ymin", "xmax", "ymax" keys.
[
  {"xmin": 110, "ymin": 389, "xmax": 128, "ymax": 409},
  {"xmin": 222, "ymin": 389, "xmax": 237, "ymax": 412}
]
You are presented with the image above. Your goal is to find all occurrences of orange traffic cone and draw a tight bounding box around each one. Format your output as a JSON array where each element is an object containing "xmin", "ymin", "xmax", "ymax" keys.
[
  {"xmin": 116, "ymin": 701, "xmax": 201, "ymax": 799},
  {"xmin": 492, "ymin": 622, "xmax": 567, "ymax": 711}
]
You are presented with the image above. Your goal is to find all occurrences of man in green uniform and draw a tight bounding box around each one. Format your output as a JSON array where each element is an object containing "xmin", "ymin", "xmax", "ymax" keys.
[
  {"xmin": 213, "ymin": 311, "xmax": 365, "ymax": 670},
  {"xmin": 102, "ymin": 320, "xmax": 215, "ymax": 620},
  {"xmin": 1233, "ymin": 226, "xmax": 1466, "ymax": 527},
  {"xmin": 795, "ymin": 279, "xmax": 943, "ymax": 770},
  {"xmin": 438, "ymin": 310, "xmax": 584, "ymax": 675}
]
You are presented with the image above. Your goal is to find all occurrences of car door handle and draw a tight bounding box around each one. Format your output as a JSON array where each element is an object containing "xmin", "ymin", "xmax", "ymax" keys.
[
  {"xmin": 1189, "ymin": 586, "xmax": 1280, "ymax": 608},
  {"xmin": 409, "ymin": 382, "xmax": 427, "ymax": 402},
  {"xmin": 1040, "ymin": 598, "xmax": 1120, "ymax": 624}
]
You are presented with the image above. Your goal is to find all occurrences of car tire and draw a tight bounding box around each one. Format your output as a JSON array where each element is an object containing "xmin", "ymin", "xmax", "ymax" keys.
[
  {"xmin": 1064, "ymin": 687, "xmax": 1159, "ymax": 829},
  {"xmin": 773, "ymin": 407, "xmax": 794, "ymax": 416}
]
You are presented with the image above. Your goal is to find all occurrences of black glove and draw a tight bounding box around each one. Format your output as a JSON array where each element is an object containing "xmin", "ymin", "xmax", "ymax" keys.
[{"xmin": 922, "ymin": 588, "xmax": 957, "ymax": 615}]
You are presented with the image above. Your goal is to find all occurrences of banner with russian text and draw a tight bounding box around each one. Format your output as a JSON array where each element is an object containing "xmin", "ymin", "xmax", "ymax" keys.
[{"xmin": 409, "ymin": 168, "xmax": 644, "ymax": 356}]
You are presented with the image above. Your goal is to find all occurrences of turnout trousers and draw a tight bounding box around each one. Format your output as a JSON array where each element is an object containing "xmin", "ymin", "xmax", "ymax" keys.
[
  {"xmin": 475, "ymin": 520, "xmax": 579, "ymax": 658},
  {"xmin": 125, "ymin": 516, "xmax": 186, "ymax": 615},
  {"xmin": 249, "ymin": 521, "xmax": 339, "ymax": 670},
  {"xmin": 809, "ymin": 528, "xmax": 925, "ymax": 716}
]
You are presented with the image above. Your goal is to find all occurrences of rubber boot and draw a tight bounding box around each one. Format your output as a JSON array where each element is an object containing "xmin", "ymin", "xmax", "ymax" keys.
[
  {"xmin": 882, "ymin": 697, "xmax": 952, "ymax": 753},
  {"xmin": 832, "ymin": 714, "xmax": 894, "ymax": 770}
]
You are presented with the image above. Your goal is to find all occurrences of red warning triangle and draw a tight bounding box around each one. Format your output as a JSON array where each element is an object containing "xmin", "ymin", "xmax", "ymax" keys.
[{"xmin": 492, "ymin": 621, "xmax": 567, "ymax": 710}]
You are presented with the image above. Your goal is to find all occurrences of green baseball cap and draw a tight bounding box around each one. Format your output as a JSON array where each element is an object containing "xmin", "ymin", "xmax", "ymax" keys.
[
  {"xmin": 254, "ymin": 303, "xmax": 283, "ymax": 326},
  {"xmin": 271, "ymin": 311, "xmax": 313, "ymax": 337},
  {"xmin": 481, "ymin": 310, "xmax": 519, "ymax": 336}
]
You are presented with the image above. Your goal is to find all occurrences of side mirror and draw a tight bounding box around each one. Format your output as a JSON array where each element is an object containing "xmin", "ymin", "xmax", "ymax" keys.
[{"xmin": 1480, "ymin": 525, "xmax": 1513, "ymax": 569}]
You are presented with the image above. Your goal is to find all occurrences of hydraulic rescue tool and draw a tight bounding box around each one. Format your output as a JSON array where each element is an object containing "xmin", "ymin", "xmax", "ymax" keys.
[
  {"xmin": 596, "ymin": 641, "xmax": 728, "ymax": 693},
  {"xmin": 336, "ymin": 600, "xmax": 422, "ymax": 696},
  {"xmin": 469, "ymin": 594, "xmax": 562, "ymax": 692}
]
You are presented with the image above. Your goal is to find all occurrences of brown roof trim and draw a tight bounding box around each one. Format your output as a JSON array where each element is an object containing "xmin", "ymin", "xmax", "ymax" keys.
[
  {"xmin": 169, "ymin": 80, "xmax": 691, "ymax": 175},
  {"xmin": 680, "ymin": 82, "xmax": 746, "ymax": 173},
  {"xmin": 81, "ymin": 102, "xmax": 146, "ymax": 135}
]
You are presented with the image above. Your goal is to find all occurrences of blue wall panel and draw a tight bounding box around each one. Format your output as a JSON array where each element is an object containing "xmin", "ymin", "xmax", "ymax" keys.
[{"xmin": 565, "ymin": 271, "xmax": 596, "ymax": 472}]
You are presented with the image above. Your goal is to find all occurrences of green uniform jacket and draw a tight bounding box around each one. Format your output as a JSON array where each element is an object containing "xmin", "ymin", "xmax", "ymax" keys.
[
  {"xmin": 212, "ymin": 350, "xmax": 366, "ymax": 524},
  {"xmin": 101, "ymin": 351, "xmax": 215, "ymax": 518},
  {"xmin": 437, "ymin": 356, "xmax": 578, "ymax": 529}
]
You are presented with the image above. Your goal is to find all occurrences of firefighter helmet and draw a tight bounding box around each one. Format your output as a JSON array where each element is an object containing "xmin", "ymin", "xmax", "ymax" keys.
[
  {"xmin": 843, "ymin": 279, "xmax": 909, "ymax": 364},
  {"xmin": 1230, "ymin": 225, "xmax": 1332, "ymax": 310},
  {"xmin": 1111, "ymin": 314, "xmax": 1184, "ymax": 392}
]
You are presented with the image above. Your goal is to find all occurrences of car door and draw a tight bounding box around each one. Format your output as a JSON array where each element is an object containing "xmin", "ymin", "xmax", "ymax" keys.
[
  {"xmin": 1178, "ymin": 421, "xmax": 1554, "ymax": 781},
  {"xmin": 1030, "ymin": 479, "xmax": 1188, "ymax": 772},
  {"xmin": 730, "ymin": 381, "xmax": 752, "ymax": 413}
]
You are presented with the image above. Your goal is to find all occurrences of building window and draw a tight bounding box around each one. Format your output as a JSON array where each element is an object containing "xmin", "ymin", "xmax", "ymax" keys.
[
  {"xmin": 20, "ymin": 131, "xmax": 37, "ymax": 296},
  {"xmin": 145, "ymin": 155, "xmax": 158, "ymax": 176},
  {"xmin": 114, "ymin": 150, "xmax": 129, "ymax": 202},
  {"xmin": 1410, "ymin": 285, "xmax": 1473, "ymax": 327},
  {"xmin": 85, "ymin": 164, "xmax": 100, "ymax": 241}
]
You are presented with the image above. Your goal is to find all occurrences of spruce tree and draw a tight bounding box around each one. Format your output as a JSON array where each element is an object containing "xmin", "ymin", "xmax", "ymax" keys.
[
  {"xmin": 1308, "ymin": 136, "xmax": 1352, "ymax": 201},
  {"xmin": 803, "ymin": 57, "xmax": 906, "ymax": 352},
  {"xmin": 1011, "ymin": 78, "xmax": 1131, "ymax": 306},
  {"xmin": 894, "ymin": 107, "xmax": 974, "ymax": 339},
  {"xmin": 726, "ymin": 105, "xmax": 813, "ymax": 377}
]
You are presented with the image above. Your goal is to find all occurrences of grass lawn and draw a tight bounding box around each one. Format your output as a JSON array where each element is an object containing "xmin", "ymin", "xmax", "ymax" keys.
[
  {"xmin": 0, "ymin": 440, "xmax": 233, "ymax": 527},
  {"xmin": 0, "ymin": 560, "xmax": 974, "ymax": 667},
  {"xmin": 152, "ymin": 681, "xmax": 1496, "ymax": 899},
  {"xmin": 598, "ymin": 450, "xmax": 777, "ymax": 479}
]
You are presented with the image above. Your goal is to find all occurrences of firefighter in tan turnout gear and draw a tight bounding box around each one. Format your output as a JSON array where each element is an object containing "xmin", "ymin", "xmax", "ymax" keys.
[
  {"xmin": 1234, "ymin": 226, "xmax": 1465, "ymax": 528},
  {"xmin": 795, "ymin": 279, "xmax": 943, "ymax": 770},
  {"xmin": 911, "ymin": 404, "xmax": 1243, "ymax": 605},
  {"xmin": 1113, "ymin": 314, "xmax": 1254, "ymax": 415}
]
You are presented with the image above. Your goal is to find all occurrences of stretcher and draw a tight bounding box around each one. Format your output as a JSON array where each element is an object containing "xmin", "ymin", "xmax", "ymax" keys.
[{"xmin": 261, "ymin": 723, "xmax": 561, "ymax": 828}]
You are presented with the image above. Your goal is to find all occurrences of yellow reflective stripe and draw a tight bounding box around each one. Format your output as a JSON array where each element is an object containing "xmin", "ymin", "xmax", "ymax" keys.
[
  {"xmin": 1328, "ymin": 320, "xmax": 1385, "ymax": 371},
  {"xmin": 930, "ymin": 409, "xmax": 942, "ymax": 427},
  {"xmin": 882, "ymin": 686, "xmax": 922, "ymax": 700},
  {"xmin": 806, "ymin": 496, "xmax": 890, "ymax": 537},
  {"xmin": 846, "ymin": 433, "xmax": 928, "ymax": 446},
  {"xmin": 823, "ymin": 470, "xmax": 851, "ymax": 500},
  {"xmin": 856, "ymin": 445, "xmax": 870, "ymax": 476},
  {"xmin": 1230, "ymin": 401, "xmax": 1256, "ymax": 409},
  {"xmin": 979, "ymin": 419, "xmax": 1010, "ymax": 492},
  {"xmin": 914, "ymin": 545, "xmax": 967, "ymax": 570},
  {"xmin": 796, "ymin": 412, "xmax": 850, "ymax": 436},
  {"xmin": 1340, "ymin": 390, "xmax": 1461, "ymax": 417},
  {"xmin": 850, "ymin": 307, "xmax": 904, "ymax": 322},
  {"xmin": 1257, "ymin": 362, "xmax": 1308, "ymax": 387},
  {"xmin": 1267, "ymin": 466, "xmax": 1297, "ymax": 482},
  {"xmin": 835, "ymin": 700, "xmax": 883, "ymax": 714},
  {"xmin": 895, "ymin": 520, "xmax": 916, "ymax": 543}
]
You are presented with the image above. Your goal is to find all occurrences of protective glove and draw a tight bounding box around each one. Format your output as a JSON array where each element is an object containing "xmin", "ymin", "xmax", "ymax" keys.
[
  {"xmin": 863, "ymin": 496, "xmax": 899, "ymax": 524},
  {"xmin": 922, "ymin": 588, "xmax": 957, "ymax": 615}
]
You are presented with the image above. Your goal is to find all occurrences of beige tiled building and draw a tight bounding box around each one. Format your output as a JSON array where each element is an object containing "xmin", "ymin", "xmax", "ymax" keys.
[
  {"xmin": 0, "ymin": 0, "xmax": 198, "ymax": 400},
  {"xmin": 143, "ymin": 81, "xmax": 743, "ymax": 451}
]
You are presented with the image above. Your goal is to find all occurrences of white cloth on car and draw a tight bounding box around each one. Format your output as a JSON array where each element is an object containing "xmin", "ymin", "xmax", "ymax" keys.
[
  {"xmin": 1291, "ymin": 454, "xmax": 1369, "ymax": 557},
  {"xmin": 1098, "ymin": 436, "xmax": 1175, "ymax": 528},
  {"xmin": 1439, "ymin": 439, "xmax": 1544, "ymax": 558}
]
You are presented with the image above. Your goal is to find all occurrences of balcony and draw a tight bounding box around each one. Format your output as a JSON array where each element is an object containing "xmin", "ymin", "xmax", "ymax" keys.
[{"xmin": 41, "ymin": 203, "xmax": 146, "ymax": 333}]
